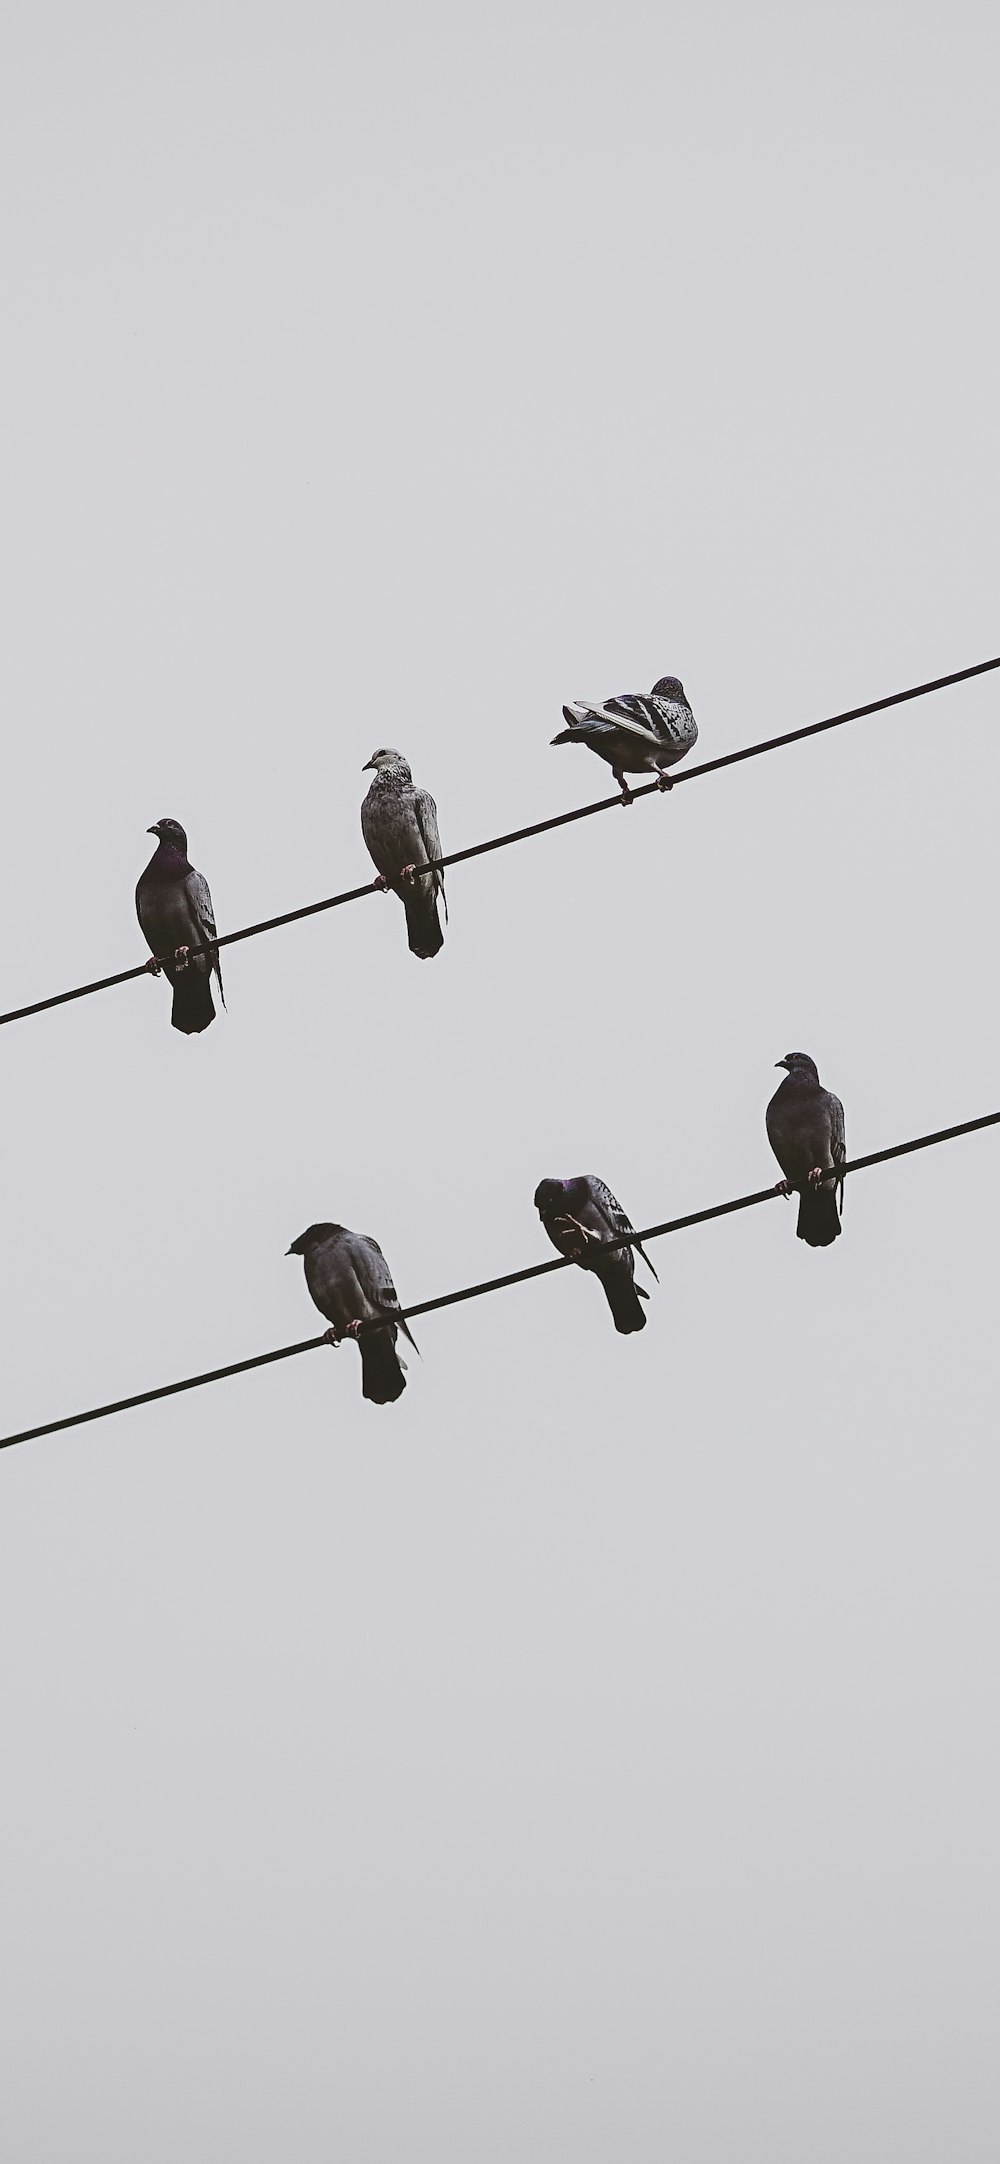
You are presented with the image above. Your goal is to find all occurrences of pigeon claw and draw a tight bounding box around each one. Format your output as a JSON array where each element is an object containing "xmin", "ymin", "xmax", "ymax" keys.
[
  {"xmin": 615, "ymin": 782, "xmax": 634, "ymax": 806},
  {"xmin": 807, "ymin": 1166, "xmax": 826, "ymax": 1187},
  {"xmin": 322, "ymin": 1326, "xmax": 342, "ymax": 1347},
  {"xmin": 144, "ymin": 956, "xmax": 163, "ymax": 977},
  {"xmin": 774, "ymin": 1179, "xmax": 792, "ymax": 1199},
  {"xmin": 174, "ymin": 945, "xmax": 190, "ymax": 972},
  {"xmin": 372, "ymin": 874, "xmax": 389, "ymax": 892},
  {"xmin": 554, "ymin": 1214, "xmax": 597, "ymax": 1260},
  {"xmin": 345, "ymin": 1318, "xmax": 365, "ymax": 1338},
  {"xmin": 399, "ymin": 863, "xmax": 418, "ymax": 884},
  {"xmin": 655, "ymin": 771, "xmax": 674, "ymax": 791}
]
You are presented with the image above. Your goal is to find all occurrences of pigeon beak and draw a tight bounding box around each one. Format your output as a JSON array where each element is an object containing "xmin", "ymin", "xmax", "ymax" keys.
[
  {"xmin": 775, "ymin": 1058, "xmax": 790, "ymax": 1070},
  {"xmin": 285, "ymin": 1246, "xmax": 296, "ymax": 1256},
  {"xmin": 147, "ymin": 824, "xmax": 160, "ymax": 836},
  {"xmin": 362, "ymin": 759, "xmax": 376, "ymax": 772}
]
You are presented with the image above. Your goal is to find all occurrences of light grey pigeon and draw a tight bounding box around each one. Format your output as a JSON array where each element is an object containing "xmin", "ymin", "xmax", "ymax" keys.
[
  {"xmin": 551, "ymin": 675, "xmax": 698, "ymax": 803},
  {"xmin": 361, "ymin": 748, "xmax": 446, "ymax": 959},
  {"xmin": 534, "ymin": 1174, "xmax": 657, "ymax": 1334},
  {"xmin": 136, "ymin": 818, "xmax": 224, "ymax": 1034},
  {"xmin": 286, "ymin": 1221, "xmax": 419, "ymax": 1404},
  {"xmin": 766, "ymin": 1053, "xmax": 847, "ymax": 1248}
]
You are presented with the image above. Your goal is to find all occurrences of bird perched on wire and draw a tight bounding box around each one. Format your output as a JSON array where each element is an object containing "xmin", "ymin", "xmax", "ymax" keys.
[
  {"xmin": 136, "ymin": 818, "xmax": 224, "ymax": 1035},
  {"xmin": 287, "ymin": 1221, "xmax": 418, "ymax": 1405},
  {"xmin": 361, "ymin": 748, "xmax": 446, "ymax": 959},
  {"xmin": 766, "ymin": 1053, "xmax": 846, "ymax": 1248},
  {"xmin": 534, "ymin": 1174, "xmax": 657, "ymax": 1334},
  {"xmin": 550, "ymin": 675, "xmax": 698, "ymax": 803}
]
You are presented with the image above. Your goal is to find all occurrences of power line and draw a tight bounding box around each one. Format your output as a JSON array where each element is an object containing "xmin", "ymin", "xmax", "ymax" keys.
[
  {"xmin": 2, "ymin": 654, "xmax": 997, "ymax": 1029},
  {"xmin": 4, "ymin": 1106, "xmax": 997, "ymax": 1452}
]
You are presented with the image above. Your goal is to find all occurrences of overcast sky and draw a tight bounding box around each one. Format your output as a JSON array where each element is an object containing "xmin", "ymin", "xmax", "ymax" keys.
[{"xmin": 2, "ymin": 3, "xmax": 999, "ymax": 2157}]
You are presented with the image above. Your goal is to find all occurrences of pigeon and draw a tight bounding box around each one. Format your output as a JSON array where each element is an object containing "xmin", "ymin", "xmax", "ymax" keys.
[
  {"xmin": 550, "ymin": 675, "xmax": 698, "ymax": 803},
  {"xmin": 361, "ymin": 749, "xmax": 446, "ymax": 959},
  {"xmin": 136, "ymin": 818, "xmax": 224, "ymax": 1035},
  {"xmin": 286, "ymin": 1221, "xmax": 419, "ymax": 1405},
  {"xmin": 534, "ymin": 1174, "xmax": 657, "ymax": 1334},
  {"xmin": 766, "ymin": 1053, "xmax": 847, "ymax": 1248}
]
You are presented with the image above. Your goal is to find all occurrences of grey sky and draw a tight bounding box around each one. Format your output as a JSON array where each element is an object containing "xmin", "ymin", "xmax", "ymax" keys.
[{"xmin": 2, "ymin": 3, "xmax": 999, "ymax": 2157}]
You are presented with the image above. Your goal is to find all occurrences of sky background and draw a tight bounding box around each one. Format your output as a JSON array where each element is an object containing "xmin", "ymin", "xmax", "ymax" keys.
[{"xmin": 1, "ymin": 2, "xmax": 999, "ymax": 2156}]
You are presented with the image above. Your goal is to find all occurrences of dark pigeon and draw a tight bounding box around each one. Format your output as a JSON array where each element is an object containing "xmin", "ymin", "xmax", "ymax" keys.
[
  {"xmin": 551, "ymin": 675, "xmax": 698, "ymax": 803},
  {"xmin": 361, "ymin": 748, "xmax": 446, "ymax": 959},
  {"xmin": 534, "ymin": 1174, "xmax": 657, "ymax": 1334},
  {"xmin": 287, "ymin": 1221, "xmax": 419, "ymax": 1405},
  {"xmin": 136, "ymin": 818, "xmax": 224, "ymax": 1035},
  {"xmin": 766, "ymin": 1053, "xmax": 846, "ymax": 1248}
]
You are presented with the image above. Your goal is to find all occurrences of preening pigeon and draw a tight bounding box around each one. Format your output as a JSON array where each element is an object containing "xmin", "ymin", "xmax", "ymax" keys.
[
  {"xmin": 766, "ymin": 1053, "xmax": 846, "ymax": 1248},
  {"xmin": 136, "ymin": 818, "xmax": 224, "ymax": 1035},
  {"xmin": 551, "ymin": 675, "xmax": 698, "ymax": 803},
  {"xmin": 361, "ymin": 749, "xmax": 446, "ymax": 959},
  {"xmin": 287, "ymin": 1221, "xmax": 418, "ymax": 1405},
  {"xmin": 534, "ymin": 1174, "xmax": 657, "ymax": 1334}
]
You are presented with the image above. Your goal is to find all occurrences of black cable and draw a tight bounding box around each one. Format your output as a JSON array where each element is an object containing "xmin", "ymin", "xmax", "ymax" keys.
[
  {"xmin": 2, "ymin": 654, "xmax": 996, "ymax": 1028},
  {"xmin": 4, "ymin": 1106, "xmax": 997, "ymax": 1451}
]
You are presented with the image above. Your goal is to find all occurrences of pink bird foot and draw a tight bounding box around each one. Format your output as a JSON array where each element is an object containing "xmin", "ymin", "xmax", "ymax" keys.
[
  {"xmin": 174, "ymin": 945, "xmax": 190, "ymax": 972},
  {"xmin": 372, "ymin": 874, "xmax": 389, "ymax": 891},
  {"xmin": 144, "ymin": 956, "xmax": 163, "ymax": 977},
  {"xmin": 774, "ymin": 1179, "xmax": 792, "ymax": 1198},
  {"xmin": 322, "ymin": 1326, "xmax": 342, "ymax": 1347}
]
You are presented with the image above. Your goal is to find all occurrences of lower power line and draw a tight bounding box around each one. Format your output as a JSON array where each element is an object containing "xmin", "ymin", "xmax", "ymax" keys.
[{"xmin": 2, "ymin": 1108, "xmax": 997, "ymax": 1451}]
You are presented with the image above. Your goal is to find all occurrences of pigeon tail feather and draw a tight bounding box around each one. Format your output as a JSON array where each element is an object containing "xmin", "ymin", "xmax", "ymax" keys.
[
  {"xmin": 360, "ymin": 1326, "xmax": 407, "ymax": 1404},
  {"xmin": 170, "ymin": 969, "xmax": 216, "ymax": 1035},
  {"xmin": 796, "ymin": 1183, "xmax": 841, "ymax": 1248},
  {"xmin": 403, "ymin": 885, "xmax": 444, "ymax": 960},
  {"xmin": 599, "ymin": 1267, "xmax": 648, "ymax": 1334}
]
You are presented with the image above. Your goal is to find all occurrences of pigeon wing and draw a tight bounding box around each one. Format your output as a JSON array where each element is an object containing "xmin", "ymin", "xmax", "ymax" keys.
[
  {"xmin": 357, "ymin": 1235, "xmax": 420, "ymax": 1354},
  {"xmin": 186, "ymin": 867, "xmax": 224, "ymax": 1003},
  {"xmin": 572, "ymin": 700, "xmax": 663, "ymax": 748},
  {"xmin": 587, "ymin": 1176, "xmax": 659, "ymax": 1281},
  {"xmin": 828, "ymin": 1092, "xmax": 847, "ymax": 1209},
  {"xmin": 413, "ymin": 786, "xmax": 447, "ymax": 918}
]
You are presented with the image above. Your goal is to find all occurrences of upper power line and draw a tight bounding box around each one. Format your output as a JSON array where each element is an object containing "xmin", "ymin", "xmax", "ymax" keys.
[
  {"xmin": 3, "ymin": 1105, "xmax": 997, "ymax": 1451},
  {"xmin": 2, "ymin": 654, "xmax": 997, "ymax": 1029}
]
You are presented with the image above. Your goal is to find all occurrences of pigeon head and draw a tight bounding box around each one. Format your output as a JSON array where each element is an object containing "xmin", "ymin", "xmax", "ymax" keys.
[
  {"xmin": 147, "ymin": 817, "xmax": 189, "ymax": 852},
  {"xmin": 286, "ymin": 1223, "xmax": 340, "ymax": 1257},
  {"xmin": 534, "ymin": 1176, "xmax": 583, "ymax": 1216},
  {"xmin": 651, "ymin": 675, "xmax": 687, "ymax": 702},
  {"xmin": 362, "ymin": 747, "xmax": 410, "ymax": 774},
  {"xmin": 534, "ymin": 1178, "xmax": 563, "ymax": 1215},
  {"xmin": 775, "ymin": 1052, "xmax": 821, "ymax": 1084}
]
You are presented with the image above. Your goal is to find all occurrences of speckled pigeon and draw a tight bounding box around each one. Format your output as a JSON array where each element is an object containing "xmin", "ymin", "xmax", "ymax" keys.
[
  {"xmin": 551, "ymin": 675, "xmax": 698, "ymax": 803},
  {"xmin": 361, "ymin": 749, "xmax": 446, "ymax": 959},
  {"xmin": 766, "ymin": 1053, "xmax": 846, "ymax": 1248},
  {"xmin": 136, "ymin": 818, "xmax": 224, "ymax": 1035},
  {"xmin": 534, "ymin": 1174, "xmax": 657, "ymax": 1334},
  {"xmin": 287, "ymin": 1221, "xmax": 418, "ymax": 1404}
]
